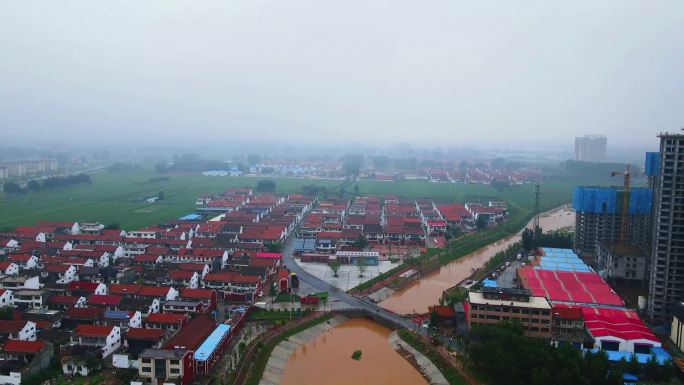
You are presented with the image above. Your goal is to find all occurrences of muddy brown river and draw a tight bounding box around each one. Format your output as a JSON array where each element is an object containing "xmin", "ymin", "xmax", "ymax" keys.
[
  {"xmin": 280, "ymin": 318, "xmax": 429, "ymax": 385},
  {"xmin": 378, "ymin": 207, "xmax": 576, "ymax": 314}
]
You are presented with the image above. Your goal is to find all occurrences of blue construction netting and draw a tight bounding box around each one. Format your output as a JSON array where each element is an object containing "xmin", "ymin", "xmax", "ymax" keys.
[
  {"xmin": 645, "ymin": 152, "xmax": 660, "ymax": 177},
  {"xmin": 573, "ymin": 187, "xmax": 652, "ymax": 214}
]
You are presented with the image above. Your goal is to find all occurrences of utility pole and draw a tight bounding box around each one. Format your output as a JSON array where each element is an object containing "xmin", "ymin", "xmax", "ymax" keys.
[{"xmin": 534, "ymin": 183, "xmax": 541, "ymax": 235}]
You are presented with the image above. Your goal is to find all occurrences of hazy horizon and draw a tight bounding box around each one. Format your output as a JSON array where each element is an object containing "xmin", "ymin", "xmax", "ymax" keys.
[{"xmin": 1, "ymin": 1, "xmax": 683, "ymax": 149}]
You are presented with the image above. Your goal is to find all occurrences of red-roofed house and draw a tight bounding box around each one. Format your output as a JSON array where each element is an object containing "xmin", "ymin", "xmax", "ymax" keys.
[
  {"xmin": 0, "ymin": 339, "xmax": 48, "ymax": 359},
  {"xmin": 179, "ymin": 289, "xmax": 217, "ymax": 312},
  {"xmin": 88, "ymin": 295, "xmax": 123, "ymax": 310},
  {"xmin": 108, "ymin": 284, "xmax": 142, "ymax": 297},
  {"xmin": 167, "ymin": 271, "xmax": 199, "ymax": 289},
  {"xmin": 71, "ymin": 324, "xmax": 121, "ymax": 357},
  {"xmin": 202, "ymin": 272, "xmax": 261, "ymax": 302},
  {"xmin": 145, "ymin": 312, "xmax": 189, "ymax": 332},
  {"xmin": 0, "ymin": 289, "xmax": 14, "ymax": 308},
  {"xmin": 0, "ymin": 262, "xmax": 19, "ymax": 275},
  {"xmin": 133, "ymin": 254, "xmax": 163, "ymax": 266},
  {"xmin": 6, "ymin": 254, "xmax": 39, "ymax": 270},
  {"xmin": 44, "ymin": 264, "xmax": 77, "ymax": 284},
  {"xmin": 0, "ymin": 320, "xmax": 36, "ymax": 341},
  {"xmin": 550, "ymin": 304, "xmax": 586, "ymax": 347},
  {"xmin": 138, "ymin": 286, "xmax": 178, "ymax": 301},
  {"xmin": 67, "ymin": 281, "xmax": 107, "ymax": 297},
  {"xmin": 47, "ymin": 295, "xmax": 86, "ymax": 311},
  {"xmin": 126, "ymin": 328, "xmax": 168, "ymax": 355},
  {"xmin": 179, "ymin": 263, "xmax": 210, "ymax": 278}
]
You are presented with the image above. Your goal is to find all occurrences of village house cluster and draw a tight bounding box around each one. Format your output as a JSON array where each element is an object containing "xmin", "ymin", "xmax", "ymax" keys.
[
  {"xmin": 291, "ymin": 195, "xmax": 507, "ymax": 264},
  {"xmin": 0, "ymin": 188, "xmax": 313, "ymax": 385}
]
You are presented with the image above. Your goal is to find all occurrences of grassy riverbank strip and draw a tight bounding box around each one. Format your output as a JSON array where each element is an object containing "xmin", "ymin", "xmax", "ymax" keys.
[
  {"xmin": 244, "ymin": 312, "xmax": 334, "ymax": 385},
  {"xmin": 398, "ymin": 329, "xmax": 467, "ymax": 385}
]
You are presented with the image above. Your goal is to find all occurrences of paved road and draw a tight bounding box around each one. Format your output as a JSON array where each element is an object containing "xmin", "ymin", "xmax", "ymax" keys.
[{"xmin": 280, "ymin": 222, "xmax": 422, "ymax": 333}]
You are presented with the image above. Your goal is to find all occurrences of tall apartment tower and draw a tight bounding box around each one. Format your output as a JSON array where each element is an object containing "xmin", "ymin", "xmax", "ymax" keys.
[
  {"xmin": 647, "ymin": 133, "xmax": 684, "ymax": 322},
  {"xmin": 575, "ymin": 135, "xmax": 607, "ymax": 163}
]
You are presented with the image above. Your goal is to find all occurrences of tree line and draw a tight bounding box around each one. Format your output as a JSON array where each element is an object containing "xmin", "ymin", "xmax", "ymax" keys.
[
  {"xmin": 3, "ymin": 173, "xmax": 91, "ymax": 194},
  {"xmin": 521, "ymin": 227, "xmax": 574, "ymax": 252},
  {"xmin": 467, "ymin": 321, "xmax": 673, "ymax": 385}
]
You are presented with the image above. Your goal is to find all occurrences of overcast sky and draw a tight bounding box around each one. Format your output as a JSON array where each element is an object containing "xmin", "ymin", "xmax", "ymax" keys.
[{"xmin": 1, "ymin": 1, "xmax": 682, "ymax": 150}]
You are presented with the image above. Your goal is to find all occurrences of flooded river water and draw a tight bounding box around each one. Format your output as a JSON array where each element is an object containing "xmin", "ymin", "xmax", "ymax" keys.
[
  {"xmin": 280, "ymin": 318, "xmax": 429, "ymax": 385},
  {"xmin": 378, "ymin": 207, "xmax": 576, "ymax": 314}
]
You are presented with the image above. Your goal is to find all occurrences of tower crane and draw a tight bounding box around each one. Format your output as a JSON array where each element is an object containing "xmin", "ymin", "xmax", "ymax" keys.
[{"xmin": 611, "ymin": 165, "xmax": 631, "ymax": 242}]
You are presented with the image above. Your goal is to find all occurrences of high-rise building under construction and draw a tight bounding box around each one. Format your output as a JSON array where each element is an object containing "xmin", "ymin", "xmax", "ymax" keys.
[{"xmin": 573, "ymin": 186, "xmax": 653, "ymax": 265}]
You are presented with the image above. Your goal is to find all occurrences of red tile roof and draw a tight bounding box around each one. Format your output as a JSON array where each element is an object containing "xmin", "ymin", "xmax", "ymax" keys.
[
  {"xmin": 109, "ymin": 284, "xmax": 142, "ymax": 295},
  {"xmin": 552, "ymin": 304, "xmax": 583, "ymax": 320},
  {"xmin": 179, "ymin": 263, "xmax": 208, "ymax": 272},
  {"xmin": 48, "ymin": 295, "xmax": 81, "ymax": 305},
  {"xmin": 67, "ymin": 281, "xmax": 101, "ymax": 292},
  {"xmin": 163, "ymin": 314, "xmax": 215, "ymax": 350},
  {"xmin": 2, "ymin": 339, "xmax": 45, "ymax": 353},
  {"xmin": 168, "ymin": 270, "xmax": 195, "ymax": 280},
  {"xmin": 126, "ymin": 327, "xmax": 167, "ymax": 340},
  {"xmin": 134, "ymin": 254, "xmax": 162, "ymax": 263},
  {"xmin": 138, "ymin": 286, "xmax": 172, "ymax": 298},
  {"xmin": 88, "ymin": 295, "xmax": 123, "ymax": 306},
  {"xmin": 0, "ymin": 320, "xmax": 29, "ymax": 333},
  {"xmin": 429, "ymin": 305, "xmax": 456, "ymax": 318},
  {"xmin": 7, "ymin": 254, "xmax": 34, "ymax": 262},
  {"xmin": 45, "ymin": 264, "xmax": 73, "ymax": 273},
  {"xmin": 64, "ymin": 307, "xmax": 105, "ymax": 319},
  {"xmin": 76, "ymin": 324, "xmax": 114, "ymax": 337},
  {"xmin": 203, "ymin": 272, "xmax": 260, "ymax": 284},
  {"xmin": 146, "ymin": 312, "xmax": 187, "ymax": 325},
  {"xmin": 180, "ymin": 288, "xmax": 215, "ymax": 300}
]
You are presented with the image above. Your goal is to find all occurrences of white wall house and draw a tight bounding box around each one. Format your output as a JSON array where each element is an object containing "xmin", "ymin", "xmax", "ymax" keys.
[
  {"xmin": 71, "ymin": 325, "xmax": 122, "ymax": 358},
  {"xmin": 56, "ymin": 265, "xmax": 78, "ymax": 284},
  {"xmin": 0, "ymin": 320, "xmax": 37, "ymax": 341},
  {"xmin": 0, "ymin": 262, "xmax": 19, "ymax": 275},
  {"xmin": 7, "ymin": 254, "xmax": 38, "ymax": 270},
  {"xmin": 0, "ymin": 289, "xmax": 14, "ymax": 308},
  {"xmin": 128, "ymin": 311, "xmax": 143, "ymax": 328}
]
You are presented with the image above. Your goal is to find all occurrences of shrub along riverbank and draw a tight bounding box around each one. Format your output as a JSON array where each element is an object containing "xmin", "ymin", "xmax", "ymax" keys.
[{"xmin": 398, "ymin": 329, "xmax": 467, "ymax": 385}]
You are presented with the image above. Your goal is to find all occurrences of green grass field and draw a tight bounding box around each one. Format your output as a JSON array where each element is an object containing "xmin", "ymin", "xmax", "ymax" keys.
[
  {"xmin": 0, "ymin": 169, "xmax": 606, "ymax": 231},
  {"xmin": 0, "ymin": 170, "xmax": 343, "ymax": 230}
]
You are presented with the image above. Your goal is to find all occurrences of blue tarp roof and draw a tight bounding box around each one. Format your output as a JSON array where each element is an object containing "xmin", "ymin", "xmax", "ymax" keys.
[
  {"xmin": 539, "ymin": 248, "xmax": 593, "ymax": 272},
  {"xmin": 482, "ymin": 279, "xmax": 498, "ymax": 287},
  {"xmin": 293, "ymin": 238, "xmax": 316, "ymax": 252},
  {"xmin": 195, "ymin": 324, "xmax": 231, "ymax": 361},
  {"xmin": 542, "ymin": 248, "xmax": 575, "ymax": 254},
  {"xmin": 586, "ymin": 347, "xmax": 671, "ymax": 365},
  {"xmin": 104, "ymin": 310, "xmax": 131, "ymax": 320},
  {"xmin": 179, "ymin": 213, "xmax": 202, "ymax": 221}
]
